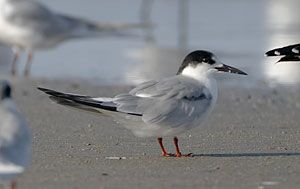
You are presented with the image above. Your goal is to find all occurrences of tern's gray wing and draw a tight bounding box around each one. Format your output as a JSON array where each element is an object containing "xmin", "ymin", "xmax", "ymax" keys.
[
  {"xmin": 38, "ymin": 76, "xmax": 213, "ymax": 130},
  {"xmin": 115, "ymin": 76, "xmax": 213, "ymax": 128}
]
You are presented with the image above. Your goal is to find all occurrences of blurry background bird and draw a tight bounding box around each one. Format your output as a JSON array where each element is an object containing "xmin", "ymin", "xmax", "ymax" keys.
[
  {"xmin": 265, "ymin": 43, "xmax": 300, "ymax": 63},
  {"xmin": 0, "ymin": 0, "xmax": 150, "ymax": 77},
  {"xmin": 0, "ymin": 80, "xmax": 31, "ymax": 189}
]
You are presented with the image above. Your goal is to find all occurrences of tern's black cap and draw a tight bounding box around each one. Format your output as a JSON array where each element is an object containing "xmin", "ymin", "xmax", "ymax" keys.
[
  {"xmin": 177, "ymin": 50, "xmax": 216, "ymax": 74},
  {"xmin": 0, "ymin": 80, "xmax": 11, "ymax": 100}
]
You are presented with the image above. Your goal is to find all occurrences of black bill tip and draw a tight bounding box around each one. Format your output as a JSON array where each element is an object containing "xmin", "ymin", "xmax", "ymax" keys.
[{"xmin": 216, "ymin": 64, "xmax": 248, "ymax": 75}]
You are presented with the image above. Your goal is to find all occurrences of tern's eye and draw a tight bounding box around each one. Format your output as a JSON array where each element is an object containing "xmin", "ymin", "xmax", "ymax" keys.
[
  {"xmin": 202, "ymin": 58, "xmax": 209, "ymax": 63},
  {"xmin": 203, "ymin": 57, "xmax": 217, "ymax": 65}
]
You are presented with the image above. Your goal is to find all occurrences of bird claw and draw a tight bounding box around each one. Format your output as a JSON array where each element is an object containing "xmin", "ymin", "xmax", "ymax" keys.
[{"xmin": 162, "ymin": 153, "xmax": 176, "ymax": 157}]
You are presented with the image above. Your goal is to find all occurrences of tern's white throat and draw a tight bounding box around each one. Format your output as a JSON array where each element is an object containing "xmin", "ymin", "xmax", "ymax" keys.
[{"xmin": 181, "ymin": 63, "xmax": 215, "ymax": 81}]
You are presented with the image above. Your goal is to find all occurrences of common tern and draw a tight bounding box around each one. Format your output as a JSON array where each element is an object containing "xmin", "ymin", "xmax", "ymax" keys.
[
  {"xmin": 265, "ymin": 43, "xmax": 300, "ymax": 63},
  {"xmin": 0, "ymin": 0, "xmax": 147, "ymax": 76},
  {"xmin": 0, "ymin": 81, "xmax": 31, "ymax": 189},
  {"xmin": 38, "ymin": 50, "xmax": 247, "ymax": 157}
]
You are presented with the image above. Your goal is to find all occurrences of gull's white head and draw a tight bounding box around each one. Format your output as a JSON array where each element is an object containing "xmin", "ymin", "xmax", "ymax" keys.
[
  {"xmin": 177, "ymin": 50, "xmax": 247, "ymax": 80},
  {"xmin": 0, "ymin": 80, "xmax": 11, "ymax": 100}
]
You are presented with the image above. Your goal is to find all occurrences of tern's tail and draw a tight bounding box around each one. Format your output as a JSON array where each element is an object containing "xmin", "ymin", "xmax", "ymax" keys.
[
  {"xmin": 58, "ymin": 14, "xmax": 152, "ymax": 39},
  {"xmin": 37, "ymin": 87, "xmax": 118, "ymax": 115}
]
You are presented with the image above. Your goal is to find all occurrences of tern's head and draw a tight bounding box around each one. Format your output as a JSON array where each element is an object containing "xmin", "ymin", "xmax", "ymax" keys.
[
  {"xmin": 0, "ymin": 80, "xmax": 11, "ymax": 100},
  {"xmin": 177, "ymin": 50, "xmax": 247, "ymax": 78}
]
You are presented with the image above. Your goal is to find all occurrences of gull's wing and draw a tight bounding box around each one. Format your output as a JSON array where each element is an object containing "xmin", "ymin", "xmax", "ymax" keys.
[
  {"xmin": 266, "ymin": 43, "xmax": 300, "ymax": 56},
  {"xmin": 2, "ymin": 1, "xmax": 144, "ymax": 40},
  {"xmin": 57, "ymin": 14, "xmax": 150, "ymax": 38},
  {"xmin": 2, "ymin": 0, "xmax": 67, "ymax": 37}
]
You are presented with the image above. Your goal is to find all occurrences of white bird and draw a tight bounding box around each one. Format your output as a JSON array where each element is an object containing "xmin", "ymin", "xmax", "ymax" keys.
[
  {"xmin": 38, "ymin": 50, "xmax": 247, "ymax": 157},
  {"xmin": 0, "ymin": 0, "xmax": 147, "ymax": 76},
  {"xmin": 0, "ymin": 80, "xmax": 31, "ymax": 189},
  {"xmin": 265, "ymin": 43, "xmax": 300, "ymax": 63}
]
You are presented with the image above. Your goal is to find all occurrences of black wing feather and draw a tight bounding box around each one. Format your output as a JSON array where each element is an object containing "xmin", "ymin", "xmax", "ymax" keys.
[
  {"xmin": 38, "ymin": 87, "xmax": 141, "ymax": 116},
  {"xmin": 266, "ymin": 43, "xmax": 300, "ymax": 56}
]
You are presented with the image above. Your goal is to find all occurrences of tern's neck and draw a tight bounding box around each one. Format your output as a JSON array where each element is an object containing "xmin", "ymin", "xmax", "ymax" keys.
[
  {"xmin": 180, "ymin": 64, "xmax": 218, "ymax": 106},
  {"xmin": 180, "ymin": 64, "xmax": 213, "ymax": 82},
  {"xmin": 181, "ymin": 64, "xmax": 218, "ymax": 106}
]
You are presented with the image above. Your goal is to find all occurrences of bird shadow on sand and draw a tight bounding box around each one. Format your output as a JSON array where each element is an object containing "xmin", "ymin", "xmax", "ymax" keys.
[{"xmin": 192, "ymin": 152, "xmax": 300, "ymax": 157}]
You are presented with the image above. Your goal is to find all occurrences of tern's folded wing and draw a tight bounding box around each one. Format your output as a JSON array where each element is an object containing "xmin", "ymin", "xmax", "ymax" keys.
[
  {"xmin": 39, "ymin": 75, "xmax": 213, "ymax": 129},
  {"xmin": 116, "ymin": 76, "xmax": 213, "ymax": 128}
]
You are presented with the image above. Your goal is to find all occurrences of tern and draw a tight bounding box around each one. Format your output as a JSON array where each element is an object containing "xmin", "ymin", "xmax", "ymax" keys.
[
  {"xmin": 265, "ymin": 43, "xmax": 300, "ymax": 63},
  {"xmin": 38, "ymin": 50, "xmax": 247, "ymax": 157},
  {"xmin": 0, "ymin": 0, "xmax": 148, "ymax": 76},
  {"xmin": 0, "ymin": 81, "xmax": 31, "ymax": 189}
]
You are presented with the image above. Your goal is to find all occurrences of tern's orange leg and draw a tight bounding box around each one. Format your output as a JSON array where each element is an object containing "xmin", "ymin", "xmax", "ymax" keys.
[
  {"xmin": 11, "ymin": 181, "xmax": 17, "ymax": 189},
  {"xmin": 157, "ymin": 138, "xmax": 175, "ymax": 157},
  {"xmin": 173, "ymin": 137, "xmax": 193, "ymax": 157}
]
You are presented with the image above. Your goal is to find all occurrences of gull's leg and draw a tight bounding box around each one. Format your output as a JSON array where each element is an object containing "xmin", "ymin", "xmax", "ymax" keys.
[
  {"xmin": 11, "ymin": 48, "xmax": 20, "ymax": 76},
  {"xmin": 173, "ymin": 137, "xmax": 193, "ymax": 157},
  {"xmin": 11, "ymin": 181, "xmax": 17, "ymax": 189},
  {"xmin": 24, "ymin": 51, "xmax": 33, "ymax": 77},
  {"xmin": 157, "ymin": 138, "xmax": 175, "ymax": 157}
]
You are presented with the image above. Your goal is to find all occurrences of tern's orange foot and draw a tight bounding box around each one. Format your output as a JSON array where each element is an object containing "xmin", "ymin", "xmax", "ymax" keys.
[{"xmin": 162, "ymin": 153, "xmax": 176, "ymax": 157}]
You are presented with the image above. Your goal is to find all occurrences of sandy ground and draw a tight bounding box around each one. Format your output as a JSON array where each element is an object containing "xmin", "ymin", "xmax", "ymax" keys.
[{"xmin": 7, "ymin": 79, "xmax": 300, "ymax": 189}]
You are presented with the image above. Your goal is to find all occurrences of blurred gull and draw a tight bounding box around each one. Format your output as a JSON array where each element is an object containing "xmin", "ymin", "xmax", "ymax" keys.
[
  {"xmin": 0, "ymin": 0, "xmax": 147, "ymax": 76},
  {"xmin": 0, "ymin": 80, "xmax": 31, "ymax": 189},
  {"xmin": 38, "ymin": 50, "xmax": 247, "ymax": 157}
]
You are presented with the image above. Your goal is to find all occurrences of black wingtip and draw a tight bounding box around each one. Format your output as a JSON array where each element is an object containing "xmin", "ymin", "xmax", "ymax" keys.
[
  {"xmin": 37, "ymin": 87, "xmax": 57, "ymax": 95},
  {"xmin": 37, "ymin": 87, "xmax": 49, "ymax": 92},
  {"xmin": 37, "ymin": 87, "xmax": 70, "ymax": 98}
]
